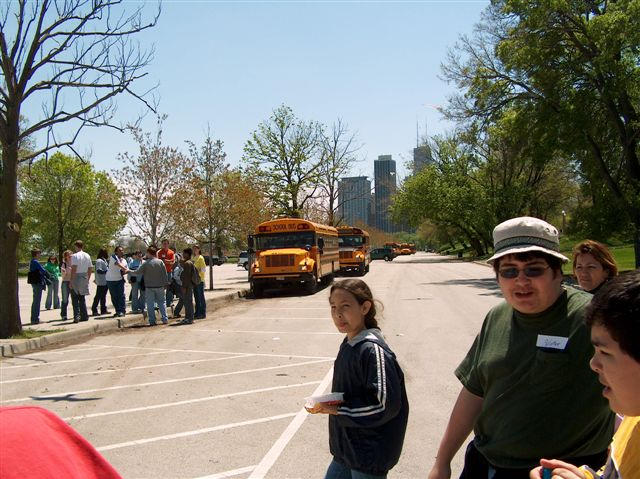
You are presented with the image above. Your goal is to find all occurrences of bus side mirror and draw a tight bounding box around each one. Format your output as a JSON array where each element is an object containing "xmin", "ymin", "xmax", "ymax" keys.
[
  {"xmin": 318, "ymin": 238, "xmax": 325, "ymax": 249},
  {"xmin": 305, "ymin": 244, "xmax": 311, "ymax": 251},
  {"xmin": 247, "ymin": 236, "xmax": 254, "ymax": 253}
]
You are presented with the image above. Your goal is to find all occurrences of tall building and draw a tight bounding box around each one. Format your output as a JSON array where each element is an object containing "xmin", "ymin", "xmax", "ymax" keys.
[
  {"xmin": 413, "ymin": 144, "xmax": 433, "ymax": 173},
  {"xmin": 338, "ymin": 176, "xmax": 371, "ymax": 226},
  {"xmin": 374, "ymin": 155, "xmax": 397, "ymax": 232}
]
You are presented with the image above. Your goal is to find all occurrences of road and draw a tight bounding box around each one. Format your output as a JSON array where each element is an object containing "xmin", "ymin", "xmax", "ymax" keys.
[{"xmin": 1, "ymin": 254, "xmax": 503, "ymax": 478}]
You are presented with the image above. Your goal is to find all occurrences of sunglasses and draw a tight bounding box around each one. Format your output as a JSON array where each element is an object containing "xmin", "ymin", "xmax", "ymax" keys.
[{"xmin": 498, "ymin": 265, "xmax": 550, "ymax": 279}]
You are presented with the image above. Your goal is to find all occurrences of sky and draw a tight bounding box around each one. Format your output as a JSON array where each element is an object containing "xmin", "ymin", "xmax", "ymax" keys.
[{"xmin": 25, "ymin": 0, "xmax": 489, "ymax": 181}]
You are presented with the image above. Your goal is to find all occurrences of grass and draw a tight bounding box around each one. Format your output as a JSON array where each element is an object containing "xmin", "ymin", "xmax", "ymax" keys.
[{"xmin": 10, "ymin": 328, "xmax": 64, "ymax": 340}]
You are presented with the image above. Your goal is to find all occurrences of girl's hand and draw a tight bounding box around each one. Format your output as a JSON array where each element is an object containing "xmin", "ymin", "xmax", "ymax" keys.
[
  {"xmin": 305, "ymin": 402, "xmax": 339, "ymax": 415},
  {"xmin": 529, "ymin": 459, "xmax": 586, "ymax": 479}
]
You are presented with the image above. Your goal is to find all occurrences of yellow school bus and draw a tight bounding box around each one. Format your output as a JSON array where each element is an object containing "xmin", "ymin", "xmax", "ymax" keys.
[
  {"xmin": 385, "ymin": 242, "xmax": 402, "ymax": 256},
  {"xmin": 248, "ymin": 218, "xmax": 339, "ymax": 297},
  {"xmin": 337, "ymin": 226, "xmax": 371, "ymax": 275},
  {"xmin": 400, "ymin": 243, "xmax": 413, "ymax": 255}
]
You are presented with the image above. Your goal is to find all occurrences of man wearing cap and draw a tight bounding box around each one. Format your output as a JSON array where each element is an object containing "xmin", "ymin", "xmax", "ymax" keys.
[{"xmin": 428, "ymin": 217, "xmax": 614, "ymax": 479}]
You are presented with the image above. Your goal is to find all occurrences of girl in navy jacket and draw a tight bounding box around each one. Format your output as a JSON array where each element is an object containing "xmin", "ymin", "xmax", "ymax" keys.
[{"xmin": 308, "ymin": 279, "xmax": 409, "ymax": 479}]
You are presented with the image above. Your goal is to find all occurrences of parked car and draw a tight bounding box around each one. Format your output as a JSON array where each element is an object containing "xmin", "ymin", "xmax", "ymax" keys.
[
  {"xmin": 237, "ymin": 251, "xmax": 249, "ymax": 270},
  {"xmin": 204, "ymin": 255, "xmax": 227, "ymax": 266},
  {"xmin": 370, "ymin": 247, "xmax": 395, "ymax": 261}
]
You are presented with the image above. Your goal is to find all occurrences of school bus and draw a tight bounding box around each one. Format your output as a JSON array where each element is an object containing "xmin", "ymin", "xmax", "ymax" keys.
[
  {"xmin": 248, "ymin": 218, "xmax": 339, "ymax": 297},
  {"xmin": 385, "ymin": 242, "xmax": 402, "ymax": 256},
  {"xmin": 400, "ymin": 243, "xmax": 413, "ymax": 255},
  {"xmin": 337, "ymin": 226, "xmax": 371, "ymax": 275}
]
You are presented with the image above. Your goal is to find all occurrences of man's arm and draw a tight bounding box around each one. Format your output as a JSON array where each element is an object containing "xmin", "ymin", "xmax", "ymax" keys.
[{"xmin": 428, "ymin": 386, "xmax": 484, "ymax": 479}]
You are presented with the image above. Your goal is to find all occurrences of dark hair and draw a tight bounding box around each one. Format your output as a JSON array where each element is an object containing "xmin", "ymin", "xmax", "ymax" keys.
[
  {"xmin": 161, "ymin": 238, "xmax": 169, "ymax": 244},
  {"xmin": 492, "ymin": 251, "xmax": 564, "ymax": 277},
  {"xmin": 97, "ymin": 248, "xmax": 108, "ymax": 260},
  {"xmin": 183, "ymin": 247, "xmax": 193, "ymax": 257},
  {"xmin": 147, "ymin": 246, "xmax": 158, "ymax": 256},
  {"xmin": 47, "ymin": 256, "xmax": 56, "ymax": 262},
  {"xmin": 134, "ymin": 250, "xmax": 142, "ymax": 256},
  {"xmin": 585, "ymin": 270, "xmax": 640, "ymax": 363},
  {"xmin": 31, "ymin": 249, "xmax": 41, "ymax": 258},
  {"xmin": 572, "ymin": 240, "xmax": 618, "ymax": 278},
  {"xmin": 74, "ymin": 240, "xmax": 84, "ymax": 248},
  {"xmin": 330, "ymin": 279, "xmax": 380, "ymax": 329}
]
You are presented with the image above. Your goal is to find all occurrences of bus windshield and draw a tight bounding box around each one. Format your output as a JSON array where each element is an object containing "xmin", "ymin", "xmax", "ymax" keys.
[
  {"xmin": 255, "ymin": 232, "xmax": 316, "ymax": 250},
  {"xmin": 339, "ymin": 236, "xmax": 363, "ymax": 247}
]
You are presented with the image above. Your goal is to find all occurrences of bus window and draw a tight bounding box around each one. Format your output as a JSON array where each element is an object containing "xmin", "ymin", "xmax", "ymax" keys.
[{"xmin": 254, "ymin": 232, "xmax": 315, "ymax": 250}]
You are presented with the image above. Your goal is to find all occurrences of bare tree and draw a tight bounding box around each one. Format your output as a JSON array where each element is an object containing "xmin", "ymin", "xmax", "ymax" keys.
[
  {"xmin": 317, "ymin": 118, "xmax": 362, "ymax": 226},
  {"xmin": 0, "ymin": 0, "xmax": 159, "ymax": 337},
  {"xmin": 118, "ymin": 117, "xmax": 191, "ymax": 247}
]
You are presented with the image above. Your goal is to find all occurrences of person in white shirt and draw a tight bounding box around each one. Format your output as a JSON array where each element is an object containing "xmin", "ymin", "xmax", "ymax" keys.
[
  {"xmin": 69, "ymin": 240, "xmax": 93, "ymax": 323},
  {"xmin": 106, "ymin": 245, "xmax": 129, "ymax": 317}
]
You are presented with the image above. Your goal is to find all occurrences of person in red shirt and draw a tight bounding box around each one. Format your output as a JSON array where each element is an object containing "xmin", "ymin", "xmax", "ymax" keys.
[
  {"xmin": 0, "ymin": 406, "xmax": 122, "ymax": 479},
  {"xmin": 157, "ymin": 238, "xmax": 175, "ymax": 307}
]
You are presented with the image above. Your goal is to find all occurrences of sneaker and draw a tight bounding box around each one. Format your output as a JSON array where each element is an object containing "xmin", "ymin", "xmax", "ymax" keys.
[
  {"xmin": 91, "ymin": 310, "xmax": 98, "ymax": 316},
  {"xmin": 173, "ymin": 313, "xmax": 182, "ymax": 319},
  {"xmin": 179, "ymin": 319, "xmax": 193, "ymax": 325}
]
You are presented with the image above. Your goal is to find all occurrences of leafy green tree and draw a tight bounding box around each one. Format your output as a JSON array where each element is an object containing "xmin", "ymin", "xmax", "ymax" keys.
[
  {"xmin": 243, "ymin": 105, "xmax": 324, "ymax": 218},
  {"xmin": 442, "ymin": 0, "xmax": 640, "ymax": 266},
  {"xmin": 19, "ymin": 152, "xmax": 125, "ymax": 261}
]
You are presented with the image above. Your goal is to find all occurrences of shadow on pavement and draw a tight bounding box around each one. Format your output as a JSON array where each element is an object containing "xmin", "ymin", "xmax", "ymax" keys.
[
  {"xmin": 30, "ymin": 393, "xmax": 102, "ymax": 402},
  {"xmin": 424, "ymin": 278, "xmax": 503, "ymax": 297},
  {"xmin": 391, "ymin": 257, "xmax": 462, "ymax": 265}
]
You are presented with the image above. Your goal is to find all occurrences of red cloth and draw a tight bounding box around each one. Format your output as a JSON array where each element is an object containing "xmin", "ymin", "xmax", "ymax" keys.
[
  {"xmin": 0, "ymin": 406, "xmax": 122, "ymax": 479},
  {"xmin": 157, "ymin": 248, "xmax": 175, "ymax": 272}
]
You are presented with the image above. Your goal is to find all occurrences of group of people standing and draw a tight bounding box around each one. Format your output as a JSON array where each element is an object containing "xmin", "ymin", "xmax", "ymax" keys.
[{"xmin": 28, "ymin": 239, "xmax": 208, "ymax": 326}]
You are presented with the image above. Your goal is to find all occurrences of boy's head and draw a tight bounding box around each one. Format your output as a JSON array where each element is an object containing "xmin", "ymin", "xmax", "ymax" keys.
[
  {"xmin": 182, "ymin": 248, "xmax": 192, "ymax": 260},
  {"xmin": 586, "ymin": 270, "xmax": 640, "ymax": 416}
]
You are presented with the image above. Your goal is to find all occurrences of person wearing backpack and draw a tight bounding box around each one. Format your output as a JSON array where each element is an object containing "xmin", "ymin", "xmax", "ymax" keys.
[
  {"xmin": 28, "ymin": 249, "xmax": 49, "ymax": 324},
  {"xmin": 178, "ymin": 248, "xmax": 197, "ymax": 325}
]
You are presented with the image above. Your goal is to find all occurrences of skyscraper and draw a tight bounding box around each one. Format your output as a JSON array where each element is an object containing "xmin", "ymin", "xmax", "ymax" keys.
[
  {"xmin": 413, "ymin": 144, "xmax": 433, "ymax": 173},
  {"xmin": 374, "ymin": 155, "xmax": 397, "ymax": 232},
  {"xmin": 338, "ymin": 176, "xmax": 371, "ymax": 226}
]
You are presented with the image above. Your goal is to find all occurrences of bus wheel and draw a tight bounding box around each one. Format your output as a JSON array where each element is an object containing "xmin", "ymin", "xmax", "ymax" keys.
[
  {"xmin": 305, "ymin": 275, "xmax": 318, "ymax": 295},
  {"xmin": 358, "ymin": 264, "xmax": 366, "ymax": 276},
  {"xmin": 365, "ymin": 264, "xmax": 370, "ymax": 273},
  {"xmin": 252, "ymin": 282, "xmax": 263, "ymax": 298},
  {"xmin": 384, "ymin": 255, "xmax": 391, "ymax": 262},
  {"xmin": 323, "ymin": 273, "xmax": 335, "ymax": 285}
]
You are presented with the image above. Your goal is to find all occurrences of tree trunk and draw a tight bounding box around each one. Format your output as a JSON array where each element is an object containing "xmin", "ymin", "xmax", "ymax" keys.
[
  {"xmin": 634, "ymin": 214, "xmax": 640, "ymax": 269},
  {"xmin": 208, "ymin": 236, "xmax": 214, "ymax": 291},
  {"xmin": 0, "ymin": 143, "xmax": 24, "ymax": 338}
]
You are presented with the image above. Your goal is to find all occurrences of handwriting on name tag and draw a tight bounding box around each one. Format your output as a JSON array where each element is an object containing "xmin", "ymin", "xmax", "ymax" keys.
[{"xmin": 536, "ymin": 334, "xmax": 569, "ymax": 350}]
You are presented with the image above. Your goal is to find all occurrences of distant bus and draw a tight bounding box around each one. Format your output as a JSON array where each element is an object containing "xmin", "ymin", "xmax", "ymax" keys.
[
  {"xmin": 337, "ymin": 226, "xmax": 371, "ymax": 275},
  {"xmin": 400, "ymin": 243, "xmax": 416, "ymax": 255},
  {"xmin": 385, "ymin": 242, "xmax": 402, "ymax": 256},
  {"xmin": 248, "ymin": 218, "xmax": 339, "ymax": 297}
]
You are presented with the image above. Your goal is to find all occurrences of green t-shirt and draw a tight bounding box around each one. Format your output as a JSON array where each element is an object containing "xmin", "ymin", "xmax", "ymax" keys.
[
  {"xmin": 455, "ymin": 287, "xmax": 614, "ymax": 469},
  {"xmin": 44, "ymin": 262, "xmax": 61, "ymax": 278}
]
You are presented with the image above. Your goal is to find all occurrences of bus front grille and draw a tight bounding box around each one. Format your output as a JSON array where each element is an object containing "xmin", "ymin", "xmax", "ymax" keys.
[
  {"xmin": 266, "ymin": 255, "xmax": 295, "ymax": 268},
  {"xmin": 339, "ymin": 251, "xmax": 353, "ymax": 259}
]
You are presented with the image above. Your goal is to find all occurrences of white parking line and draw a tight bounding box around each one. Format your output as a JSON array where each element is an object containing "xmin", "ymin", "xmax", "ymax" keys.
[
  {"xmin": 1, "ymin": 354, "xmax": 254, "ymax": 384},
  {"xmin": 17, "ymin": 345, "xmax": 112, "ymax": 357},
  {"xmin": 192, "ymin": 329, "xmax": 341, "ymax": 336},
  {"xmin": 248, "ymin": 367, "xmax": 334, "ymax": 479},
  {"xmin": 194, "ymin": 465, "xmax": 256, "ymax": 479},
  {"xmin": 64, "ymin": 381, "xmax": 321, "ymax": 421},
  {"xmin": 86, "ymin": 344, "xmax": 334, "ymax": 360},
  {"xmin": 2, "ymin": 359, "xmax": 333, "ymax": 403},
  {"xmin": 96, "ymin": 413, "xmax": 297, "ymax": 451},
  {"xmin": 229, "ymin": 317, "xmax": 330, "ymax": 321},
  {"xmin": 254, "ymin": 307, "xmax": 327, "ymax": 310},
  {"xmin": 0, "ymin": 351, "xmax": 180, "ymax": 370}
]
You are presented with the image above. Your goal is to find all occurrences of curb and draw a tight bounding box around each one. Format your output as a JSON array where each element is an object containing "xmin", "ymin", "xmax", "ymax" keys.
[{"xmin": 0, "ymin": 287, "xmax": 250, "ymax": 358}]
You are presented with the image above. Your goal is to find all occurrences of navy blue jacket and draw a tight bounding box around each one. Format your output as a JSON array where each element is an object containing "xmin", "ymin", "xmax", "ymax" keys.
[{"xmin": 329, "ymin": 329, "xmax": 409, "ymax": 475}]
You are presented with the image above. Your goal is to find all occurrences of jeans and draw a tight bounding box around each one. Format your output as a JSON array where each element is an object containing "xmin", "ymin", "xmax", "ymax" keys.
[
  {"xmin": 70, "ymin": 289, "xmax": 88, "ymax": 322},
  {"xmin": 45, "ymin": 276, "xmax": 60, "ymax": 309},
  {"xmin": 324, "ymin": 460, "xmax": 387, "ymax": 479},
  {"xmin": 130, "ymin": 281, "xmax": 144, "ymax": 312},
  {"xmin": 60, "ymin": 281, "xmax": 71, "ymax": 319},
  {"xmin": 31, "ymin": 284, "xmax": 45, "ymax": 324},
  {"xmin": 91, "ymin": 284, "xmax": 109, "ymax": 314},
  {"xmin": 165, "ymin": 271, "xmax": 174, "ymax": 306},
  {"xmin": 145, "ymin": 287, "xmax": 168, "ymax": 325},
  {"xmin": 194, "ymin": 282, "xmax": 206, "ymax": 317},
  {"xmin": 174, "ymin": 287, "xmax": 193, "ymax": 322},
  {"xmin": 107, "ymin": 279, "xmax": 126, "ymax": 315}
]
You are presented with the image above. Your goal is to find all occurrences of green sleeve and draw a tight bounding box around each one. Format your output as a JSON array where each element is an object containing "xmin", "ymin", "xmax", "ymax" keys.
[{"xmin": 455, "ymin": 334, "xmax": 484, "ymax": 397}]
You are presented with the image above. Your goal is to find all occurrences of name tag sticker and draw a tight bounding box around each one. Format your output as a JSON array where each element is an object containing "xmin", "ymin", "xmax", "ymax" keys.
[{"xmin": 536, "ymin": 335, "xmax": 569, "ymax": 350}]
